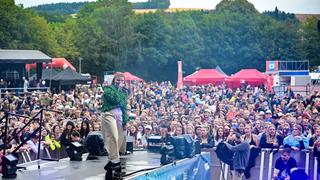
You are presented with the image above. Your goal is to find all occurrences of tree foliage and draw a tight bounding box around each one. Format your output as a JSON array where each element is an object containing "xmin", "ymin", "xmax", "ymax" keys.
[
  {"xmin": 0, "ymin": 0, "xmax": 58, "ymax": 56},
  {"xmin": 299, "ymin": 17, "xmax": 320, "ymax": 68},
  {"xmin": 264, "ymin": 7, "xmax": 299, "ymax": 25},
  {"xmin": 133, "ymin": 0, "xmax": 170, "ymax": 9},
  {"xmin": 30, "ymin": 0, "xmax": 170, "ymax": 15},
  {"xmin": 75, "ymin": 0, "xmax": 140, "ymax": 77},
  {"xmin": 30, "ymin": 2, "xmax": 87, "ymax": 15},
  {"xmin": 1, "ymin": 0, "xmax": 319, "ymax": 82}
]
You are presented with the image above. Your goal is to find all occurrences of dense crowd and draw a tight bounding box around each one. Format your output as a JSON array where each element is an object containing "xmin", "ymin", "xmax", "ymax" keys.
[{"xmin": 0, "ymin": 81, "xmax": 320, "ymax": 163}]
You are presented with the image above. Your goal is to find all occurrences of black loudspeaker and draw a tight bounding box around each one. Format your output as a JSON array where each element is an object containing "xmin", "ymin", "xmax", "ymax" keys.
[
  {"xmin": 160, "ymin": 145, "xmax": 175, "ymax": 165},
  {"xmin": 318, "ymin": 20, "xmax": 320, "ymax": 32},
  {"xmin": 2, "ymin": 154, "xmax": 18, "ymax": 179},
  {"xmin": 126, "ymin": 142, "xmax": 133, "ymax": 153},
  {"xmin": 147, "ymin": 136, "xmax": 162, "ymax": 153},
  {"xmin": 36, "ymin": 63, "xmax": 42, "ymax": 81},
  {"xmin": 67, "ymin": 142, "xmax": 83, "ymax": 161},
  {"xmin": 170, "ymin": 134, "xmax": 195, "ymax": 159},
  {"xmin": 85, "ymin": 132, "xmax": 107, "ymax": 156}
]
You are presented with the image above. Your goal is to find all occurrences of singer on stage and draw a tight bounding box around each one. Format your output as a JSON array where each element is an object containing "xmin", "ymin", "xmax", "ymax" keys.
[{"xmin": 100, "ymin": 72, "xmax": 128, "ymax": 177}]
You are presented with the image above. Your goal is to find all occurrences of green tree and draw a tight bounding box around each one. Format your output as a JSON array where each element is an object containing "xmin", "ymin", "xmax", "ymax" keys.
[
  {"xmin": 75, "ymin": 0, "xmax": 140, "ymax": 78},
  {"xmin": 132, "ymin": 11, "xmax": 171, "ymax": 80},
  {"xmin": 30, "ymin": 2, "xmax": 87, "ymax": 15},
  {"xmin": 215, "ymin": 0, "xmax": 258, "ymax": 15},
  {"xmin": 133, "ymin": 0, "xmax": 170, "ymax": 9},
  {"xmin": 300, "ymin": 17, "xmax": 320, "ymax": 68},
  {"xmin": 0, "ymin": 0, "xmax": 59, "ymax": 56},
  {"xmin": 50, "ymin": 18, "xmax": 80, "ymax": 65}
]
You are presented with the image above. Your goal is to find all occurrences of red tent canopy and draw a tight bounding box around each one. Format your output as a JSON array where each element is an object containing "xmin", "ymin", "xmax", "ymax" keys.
[
  {"xmin": 124, "ymin": 72, "xmax": 144, "ymax": 82},
  {"xmin": 26, "ymin": 58, "xmax": 76, "ymax": 72},
  {"xmin": 228, "ymin": 69, "xmax": 268, "ymax": 88},
  {"xmin": 183, "ymin": 69, "xmax": 229, "ymax": 85}
]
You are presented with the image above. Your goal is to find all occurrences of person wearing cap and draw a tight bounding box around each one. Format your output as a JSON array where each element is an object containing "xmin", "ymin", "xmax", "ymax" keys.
[
  {"xmin": 265, "ymin": 110, "xmax": 272, "ymax": 116},
  {"xmin": 194, "ymin": 115, "xmax": 201, "ymax": 126},
  {"xmin": 139, "ymin": 125, "xmax": 153, "ymax": 148},
  {"xmin": 144, "ymin": 125, "xmax": 153, "ymax": 136},
  {"xmin": 128, "ymin": 113, "xmax": 136, "ymax": 121},
  {"xmin": 203, "ymin": 109, "xmax": 212, "ymax": 122},
  {"xmin": 100, "ymin": 72, "xmax": 128, "ymax": 176},
  {"xmin": 258, "ymin": 111, "xmax": 265, "ymax": 117}
]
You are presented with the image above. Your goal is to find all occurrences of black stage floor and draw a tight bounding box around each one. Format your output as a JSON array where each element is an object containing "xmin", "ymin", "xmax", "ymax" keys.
[{"xmin": 3, "ymin": 151, "xmax": 161, "ymax": 180}]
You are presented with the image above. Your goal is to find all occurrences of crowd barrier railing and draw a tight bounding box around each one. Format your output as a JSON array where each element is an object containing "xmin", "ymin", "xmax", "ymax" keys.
[
  {"xmin": 0, "ymin": 87, "xmax": 49, "ymax": 99},
  {"xmin": 1, "ymin": 108, "xmax": 63, "ymax": 170},
  {"xmin": 11, "ymin": 147, "xmax": 320, "ymax": 180},
  {"xmin": 204, "ymin": 148, "xmax": 319, "ymax": 180},
  {"xmin": 16, "ymin": 146, "xmax": 68, "ymax": 164},
  {"xmin": 12, "ymin": 144, "xmax": 319, "ymax": 180}
]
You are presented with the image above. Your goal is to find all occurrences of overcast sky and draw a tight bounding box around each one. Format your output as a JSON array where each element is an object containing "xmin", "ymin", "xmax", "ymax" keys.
[{"xmin": 15, "ymin": 0, "xmax": 320, "ymax": 14}]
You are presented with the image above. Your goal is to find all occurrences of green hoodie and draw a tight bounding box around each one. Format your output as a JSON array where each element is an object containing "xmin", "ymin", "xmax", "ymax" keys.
[{"xmin": 101, "ymin": 85, "xmax": 128, "ymax": 126}]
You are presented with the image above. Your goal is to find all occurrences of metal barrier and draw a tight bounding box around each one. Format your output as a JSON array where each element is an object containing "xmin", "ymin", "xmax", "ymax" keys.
[
  {"xmin": 10, "ymin": 146, "xmax": 319, "ymax": 180},
  {"xmin": 16, "ymin": 146, "xmax": 68, "ymax": 164},
  {"xmin": 1, "ymin": 108, "xmax": 62, "ymax": 170},
  {"xmin": 273, "ymin": 85, "xmax": 310, "ymax": 98},
  {"xmin": 205, "ymin": 148, "xmax": 319, "ymax": 180},
  {"xmin": 0, "ymin": 87, "xmax": 49, "ymax": 99}
]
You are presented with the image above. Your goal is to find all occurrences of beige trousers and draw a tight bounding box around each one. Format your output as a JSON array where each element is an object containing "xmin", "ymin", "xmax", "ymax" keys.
[{"xmin": 100, "ymin": 112, "xmax": 126, "ymax": 161}]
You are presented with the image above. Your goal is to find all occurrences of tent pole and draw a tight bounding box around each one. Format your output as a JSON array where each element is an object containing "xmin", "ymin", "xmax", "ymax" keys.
[{"xmin": 49, "ymin": 64, "xmax": 52, "ymax": 90}]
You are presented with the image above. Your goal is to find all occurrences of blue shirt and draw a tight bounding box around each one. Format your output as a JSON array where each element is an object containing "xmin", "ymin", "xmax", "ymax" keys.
[{"xmin": 283, "ymin": 135, "xmax": 309, "ymax": 149}]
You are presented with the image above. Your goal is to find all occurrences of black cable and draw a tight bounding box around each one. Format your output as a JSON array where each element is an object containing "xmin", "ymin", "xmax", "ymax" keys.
[{"xmin": 122, "ymin": 167, "xmax": 160, "ymax": 177}]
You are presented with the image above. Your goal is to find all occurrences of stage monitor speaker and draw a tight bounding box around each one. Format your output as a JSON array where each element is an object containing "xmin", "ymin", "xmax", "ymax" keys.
[
  {"xmin": 170, "ymin": 134, "xmax": 195, "ymax": 159},
  {"xmin": 85, "ymin": 132, "xmax": 107, "ymax": 156},
  {"xmin": 147, "ymin": 136, "xmax": 162, "ymax": 153},
  {"xmin": 67, "ymin": 142, "xmax": 83, "ymax": 161},
  {"xmin": 160, "ymin": 145, "xmax": 175, "ymax": 165},
  {"xmin": 2, "ymin": 154, "xmax": 18, "ymax": 179},
  {"xmin": 126, "ymin": 136, "xmax": 134, "ymax": 153}
]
